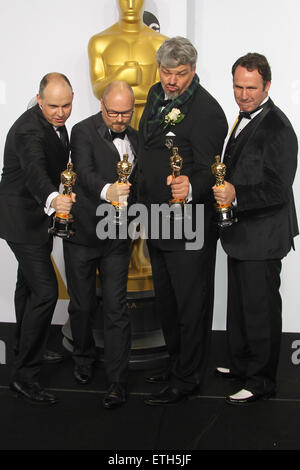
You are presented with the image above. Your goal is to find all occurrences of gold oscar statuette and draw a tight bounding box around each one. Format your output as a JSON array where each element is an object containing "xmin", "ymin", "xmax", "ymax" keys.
[
  {"xmin": 211, "ymin": 155, "xmax": 235, "ymax": 228},
  {"xmin": 49, "ymin": 162, "xmax": 76, "ymax": 238},
  {"xmin": 111, "ymin": 153, "xmax": 132, "ymax": 224},
  {"xmin": 169, "ymin": 147, "xmax": 185, "ymax": 207}
]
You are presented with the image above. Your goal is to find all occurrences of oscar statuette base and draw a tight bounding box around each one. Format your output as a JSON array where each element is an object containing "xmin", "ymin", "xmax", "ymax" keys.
[
  {"xmin": 216, "ymin": 205, "xmax": 237, "ymax": 228},
  {"xmin": 48, "ymin": 215, "xmax": 75, "ymax": 239}
]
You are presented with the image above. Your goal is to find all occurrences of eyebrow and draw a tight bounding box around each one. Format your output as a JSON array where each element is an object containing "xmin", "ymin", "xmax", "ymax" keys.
[
  {"xmin": 102, "ymin": 101, "xmax": 133, "ymax": 113},
  {"xmin": 47, "ymin": 102, "xmax": 72, "ymax": 107}
]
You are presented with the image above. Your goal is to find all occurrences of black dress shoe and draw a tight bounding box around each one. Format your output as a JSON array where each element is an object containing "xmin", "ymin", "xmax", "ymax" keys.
[
  {"xmin": 10, "ymin": 380, "xmax": 58, "ymax": 405},
  {"xmin": 144, "ymin": 385, "xmax": 187, "ymax": 406},
  {"xmin": 146, "ymin": 371, "xmax": 170, "ymax": 384},
  {"xmin": 74, "ymin": 364, "xmax": 93, "ymax": 385},
  {"xmin": 103, "ymin": 383, "xmax": 126, "ymax": 409},
  {"xmin": 225, "ymin": 388, "xmax": 275, "ymax": 405},
  {"xmin": 43, "ymin": 350, "xmax": 64, "ymax": 364}
]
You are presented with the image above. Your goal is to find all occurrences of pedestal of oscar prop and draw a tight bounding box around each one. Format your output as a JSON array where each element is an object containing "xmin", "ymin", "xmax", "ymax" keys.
[{"xmin": 211, "ymin": 155, "xmax": 236, "ymax": 228}]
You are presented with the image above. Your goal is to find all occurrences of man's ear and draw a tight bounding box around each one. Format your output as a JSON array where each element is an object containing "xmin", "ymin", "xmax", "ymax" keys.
[{"xmin": 36, "ymin": 93, "xmax": 42, "ymax": 108}]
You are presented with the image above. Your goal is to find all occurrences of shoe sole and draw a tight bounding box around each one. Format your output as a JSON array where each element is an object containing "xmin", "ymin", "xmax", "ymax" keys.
[{"xmin": 225, "ymin": 391, "xmax": 276, "ymax": 405}]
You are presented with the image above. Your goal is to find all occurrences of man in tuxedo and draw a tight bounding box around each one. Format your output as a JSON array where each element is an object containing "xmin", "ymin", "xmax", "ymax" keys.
[
  {"xmin": 0, "ymin": 73, "xmax": 75, "ymax": 404},
  {"xmin": 213, "ymin": 53, "xmax": 298, "ymax": 404},
  {"xmin": 63, "ymin": 80, "xmax": 138, "ymax": 409},
  {"xmin": 138, "ymin": 37, "xmax": 228, "ymax": 405}
]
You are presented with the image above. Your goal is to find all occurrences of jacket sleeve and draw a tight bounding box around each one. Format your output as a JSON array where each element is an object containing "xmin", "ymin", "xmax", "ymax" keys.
[
  {"xmin": 70, "ymin": 123, "xmax": 109, "ymax": 198},
  {"xmin": 189, "ymin": 100, "xmax": 228, "ymax": 204},
  {"xmin": 234, "ymin": 121, "xmax": 298, "ymax": 213},
  {"xmin": 15, "ymin": 128, "xmax": 58, "ymax": 205}
]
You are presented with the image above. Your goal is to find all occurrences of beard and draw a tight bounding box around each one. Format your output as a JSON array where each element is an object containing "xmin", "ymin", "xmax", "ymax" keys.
[{"xmin": 165, "ymin": 91, "xmax": 179, "ymax": 100}]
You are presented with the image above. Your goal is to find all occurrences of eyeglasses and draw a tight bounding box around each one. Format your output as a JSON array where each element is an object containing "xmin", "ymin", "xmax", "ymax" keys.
[{"xmin": 102, "ymin": 101, "xmax": 134, "ymax": 118}]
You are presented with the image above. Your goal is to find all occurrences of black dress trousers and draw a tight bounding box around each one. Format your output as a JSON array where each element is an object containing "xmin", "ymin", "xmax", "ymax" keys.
[
  {"xmin": 226, "ymin": 257, "xmax": 282, "ymax": 394},
  {"xmin": 63, "ymin": 240, "xmax": 131, "ymax": 385},
  {"xmin": 7, "ymin": 238, "xmax": 58, "ymax": 382}
]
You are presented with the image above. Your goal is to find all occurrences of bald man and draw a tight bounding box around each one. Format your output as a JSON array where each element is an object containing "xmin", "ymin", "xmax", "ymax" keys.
[
  {"xmin": 0, "ymin": 73, "xmax": 74, "ymax": 404},
  {"xmin": 63, "ymin": 81, "xmax": 138, "ymax": 409}
]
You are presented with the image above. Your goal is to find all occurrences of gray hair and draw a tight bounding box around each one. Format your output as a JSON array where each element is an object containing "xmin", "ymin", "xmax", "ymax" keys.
[{"xmin": 156, "ymin": 36, "xmax": 198, "ymax": 68}]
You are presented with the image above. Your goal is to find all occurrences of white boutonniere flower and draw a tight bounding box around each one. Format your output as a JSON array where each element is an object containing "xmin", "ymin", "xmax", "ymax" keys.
[{"xmin": 164, "ymin": 108, "xmax": 185, "ymax": 128}]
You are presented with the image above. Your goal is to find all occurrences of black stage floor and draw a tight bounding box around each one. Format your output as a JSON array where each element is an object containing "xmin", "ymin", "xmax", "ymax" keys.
[{"xmin": 0, "ymin": 324, "xmax": 300, "ymax": 454}]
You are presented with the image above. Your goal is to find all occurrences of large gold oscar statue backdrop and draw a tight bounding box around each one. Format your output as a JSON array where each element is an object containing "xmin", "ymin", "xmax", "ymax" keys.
[{"xmin": 89, "ymin": 0, "xmax": 167, "ymax": 293}]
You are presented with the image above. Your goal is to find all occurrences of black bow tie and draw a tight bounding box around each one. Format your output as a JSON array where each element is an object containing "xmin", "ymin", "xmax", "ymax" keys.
[
  {"xmin": 110, "ymin": 130, "xmax": 127, "ymax": 140},
  {"xmin": 239, "ymin": 102, "xmax": 267, "ymax": 120},
  {"xmin": 239, "ymin": 111, "xmax": 252, "ymax": 120}
]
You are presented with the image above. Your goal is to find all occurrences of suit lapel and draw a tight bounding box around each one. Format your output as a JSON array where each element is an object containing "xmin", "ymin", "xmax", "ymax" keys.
[
  {"xmin": 35, "ymin": 104, "xmax": 69, "ymax": 160},
  {"xmin": 93, "ymin": 113, "xmax": 138, "ymax": 167},
  {"xmin": 140, "ymin": 95, "xmax": 154, "ymax": 142},
  {"xmin": 141, "ymin": 86, "xmax": 196, "ymax": 144},
  {"xmin": 93, "ymin": 112, "xmax": 120, "ymax": 162},
  {"xmin": 226, "ymin": 100, "xmax": 273, "ymax": 176},
  {"xmin": 126, "ymin": 126, "xmax": 138, "ymax": 157}
]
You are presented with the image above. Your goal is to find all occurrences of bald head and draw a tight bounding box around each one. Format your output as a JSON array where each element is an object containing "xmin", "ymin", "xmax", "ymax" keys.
[
  {"xmin": 38, "ymin": 73, "xmax": 73, "ymax": 98},
  {"xmin": 103, "ymin": 80, "xmax": 134, "ymax": 103},
  {"xmin": 36, "ymin": 73, "xmax": 73, "ymax": 127},
  {"xmin": 101, "ymin": 81, "xmax": 134, "ymax": 133}
]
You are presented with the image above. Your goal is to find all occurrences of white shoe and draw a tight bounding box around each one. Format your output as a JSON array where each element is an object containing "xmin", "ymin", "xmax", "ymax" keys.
[
  {"xmin": 226, "ymin": 388, "xmax": 258, "ymax": 405},
  {"xmin": 229, "ymin": 389, "xmax": 254, "ymax": 400}
]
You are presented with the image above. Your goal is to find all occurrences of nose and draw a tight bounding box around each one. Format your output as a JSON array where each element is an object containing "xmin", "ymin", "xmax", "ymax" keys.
[
  {"xmin": 117, "ymin": 113, "xmax": 124, "ymax": 122},
  {"xmin": 128, "ymin": 0, "xmax": 134, "ymax": 9},
  {"xmin": 57, "ymin": 107, "xmax": 65, "ymax": 117},
  {"xmin": 240, "ymin": 88, "xmax": 249, "ymax": 100},
  {"xmin": 169, "ymin": 74, "xmax": 178, "ymax": 85}
]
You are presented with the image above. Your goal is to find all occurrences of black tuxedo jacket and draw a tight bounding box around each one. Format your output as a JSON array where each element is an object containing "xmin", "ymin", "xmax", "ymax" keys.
[
  {"xmin": 0, "ymin": 104, "xmax": 69, "ymax": 244},
  {"xmin": 68, "ymin": 112, "xmax": 138, "ymax": 247},
  {"xmin": 138, "ymin": 82, "xmax": 228, "ymax": 250},
  {"xmin": 220, "ymin": 99, "xmax": 298, "ymax": 260}
]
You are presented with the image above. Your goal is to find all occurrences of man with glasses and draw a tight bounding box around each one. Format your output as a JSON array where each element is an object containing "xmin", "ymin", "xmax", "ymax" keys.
[{"xmin": 63, "ymin": 80, "xmax": 138, "ymax": 409}]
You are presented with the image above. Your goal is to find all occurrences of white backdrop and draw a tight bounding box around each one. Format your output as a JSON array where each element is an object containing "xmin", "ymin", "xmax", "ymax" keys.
[{"xmin": 0, "ymin": 0, "xmax": 299, "ymax": 331}]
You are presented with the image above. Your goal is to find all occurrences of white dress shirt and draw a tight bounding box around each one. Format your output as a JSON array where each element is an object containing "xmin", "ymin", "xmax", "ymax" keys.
[
  {"xmin": 231, "ymin": 97, "xmax": 269, "ymax": 206},
  {"xmin": 101, "ymin": 133, "xmax": 135, "ymax": 202},
  {"xmin": 44, "ymin": 126, "xmax": 65, "ymax": 215},
  {"xmin": 234, "ymin": 97, "xmax": 269, "ymax": 138}
]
